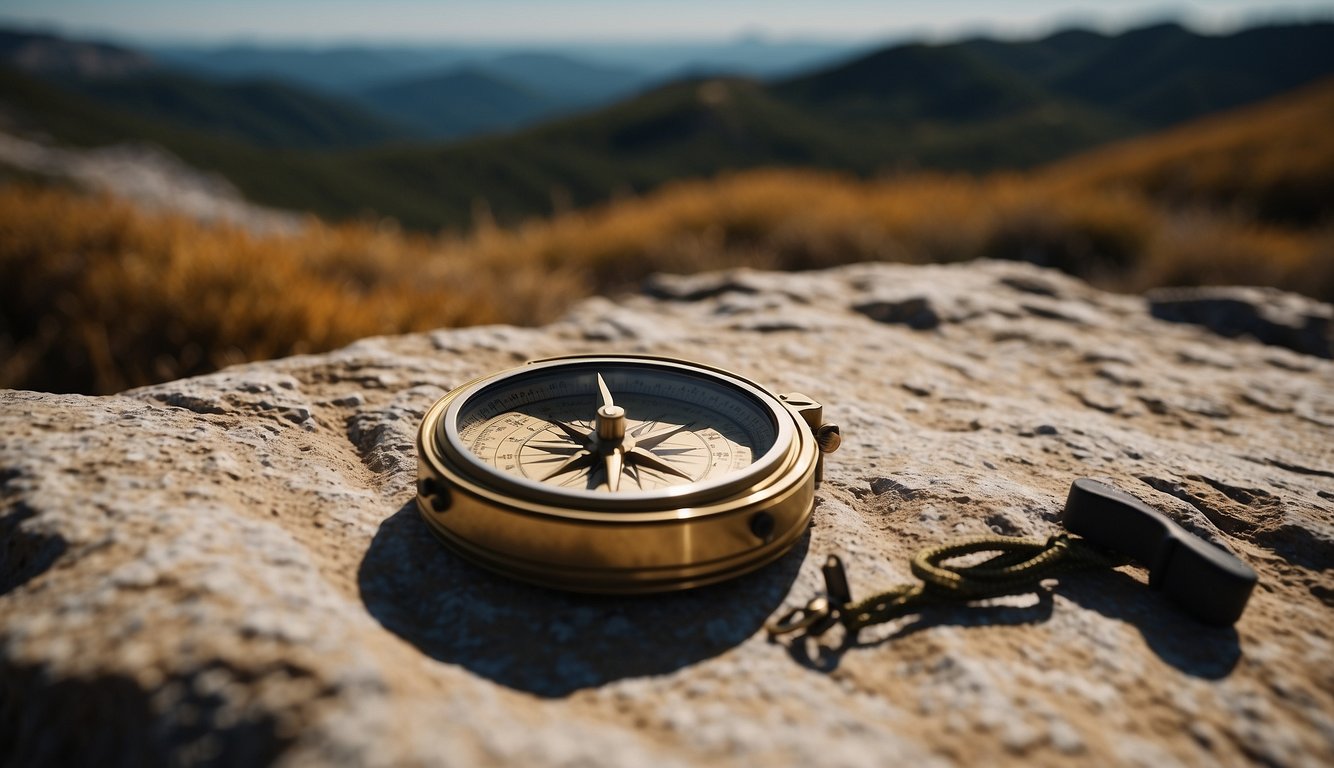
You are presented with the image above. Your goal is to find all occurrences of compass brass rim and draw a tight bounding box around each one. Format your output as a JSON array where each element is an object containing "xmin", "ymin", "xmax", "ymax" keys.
[
  {"xmin": 420, "ymin": 396, "xmax": 814, "ymax": 523},
  {"xmin": 437, "ymin": 356, "xmax": 795, "ymax": 510},
  {"xmin": 414, "ymin": 354, "xmax": 823, "ymax": 593},
  {"xmin": 417, "ymin": 482, "xmax": 813, "ymax": 593}
]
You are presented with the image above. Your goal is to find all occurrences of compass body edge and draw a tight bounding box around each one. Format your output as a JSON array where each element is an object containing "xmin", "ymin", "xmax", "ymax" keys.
[{"xmin": 414, "ymin": 355, "xmax": 825, "ymax": 593}]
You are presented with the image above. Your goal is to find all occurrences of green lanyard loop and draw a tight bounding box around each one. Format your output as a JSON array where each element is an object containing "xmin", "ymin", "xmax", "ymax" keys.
[
  {"xmin": 768, "ymin": 534, "xmax": 1126, "ymax": 638},
  {"xmin": 769, "ymin": 479, "xmax": 1258, "ymax": 640}
]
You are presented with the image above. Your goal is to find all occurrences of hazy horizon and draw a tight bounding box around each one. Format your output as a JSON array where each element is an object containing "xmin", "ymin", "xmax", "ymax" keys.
[{"xmin": 1, "ymin": 0, "xmax": 1331, "ymax": 48}]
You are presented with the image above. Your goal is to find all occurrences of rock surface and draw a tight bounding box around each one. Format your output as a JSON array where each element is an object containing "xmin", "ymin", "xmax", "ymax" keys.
[
  {"xmin": 0, "ymin": 131, "xmax": 302, "ymax": 232},
  {"xmin": 2, "ymin": 260, "xmax": 1332, "ymax": 767},
  {"xmin": 1147, "ymin": 284, "xmax": 1334, "ymax": 360}
]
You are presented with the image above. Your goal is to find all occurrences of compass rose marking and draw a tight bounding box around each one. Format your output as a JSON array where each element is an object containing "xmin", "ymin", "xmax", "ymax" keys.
[
  {"xmin": 526, "ymin": 455, "xmax": 575, "ymax": 466},
  {"xmin": 627, "ymin": 462, "xmax": 645, "ymax": 489},
  {"xmin": 549, "ymin": 419, "xmax": 593, "ymax": 445},
  {"xmin": 603, "ymin": 450, "xmax": 624, "ymax": 492},
  {"xmin": 527, "ymin": 441, "xmax": 582, "ymax": 454},
  {"xmin": 626, "ymin": 447, "xmax": 694, "ymax": 481},
  {"xmin": 471, "ymin": 380, "xmax": 766, "ymax": 492},
  {"xmin": 651, "ymin": 447, "xmax": 701, "ymax": 458},
  {"xmin": 634, "ymin": 422, "xmax": 695, "ymax": 451},
  {"xmin": 540, "ymin": 449, "xmax": 595, "ymax": 481}
]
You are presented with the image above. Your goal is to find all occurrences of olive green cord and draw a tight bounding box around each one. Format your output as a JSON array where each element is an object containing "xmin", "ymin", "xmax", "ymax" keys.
[{"xmin": 768, "ymin": 534, "xmax": 1130, "ymax": 638}]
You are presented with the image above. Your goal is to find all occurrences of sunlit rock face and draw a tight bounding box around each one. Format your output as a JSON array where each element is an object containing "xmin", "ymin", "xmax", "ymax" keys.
[{"xmin": 2, "ymin": 260, "xmax": 1331, "ymax": 767}]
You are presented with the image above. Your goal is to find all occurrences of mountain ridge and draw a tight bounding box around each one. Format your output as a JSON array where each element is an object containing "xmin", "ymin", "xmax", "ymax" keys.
[
  {"xmin": 0, "ymin": 27, "xmax": 155, "ymax": 78},
  {"xmin": 60, "ymin": 71, "xmax": 416, "ymax": 148},
  {"xmin": 355, "ymin": 67, "xmax": 551, "ymax": 139},
  {"xmin": 2, "ymin": 20, "xmax": 1332, "ymax": 229}
]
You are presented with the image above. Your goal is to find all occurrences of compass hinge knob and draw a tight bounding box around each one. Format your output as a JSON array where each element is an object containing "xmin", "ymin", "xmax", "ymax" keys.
[
  {"xmin": 780, "ymin": 392, "xmax": 839, "ymax": 484},
  {"xmin": 816, "ymin": 424, "xmax": 842, "ymax": 454}
]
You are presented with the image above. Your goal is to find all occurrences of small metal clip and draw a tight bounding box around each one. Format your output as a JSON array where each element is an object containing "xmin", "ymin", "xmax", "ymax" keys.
[
  {"xmin": 768, "ymin": 554, "xmax": 855, "ymax": 637},
  {"xmin": 768, "ymin": 596, "xmax": 835, "ymax": 636},
  {"xmin": 821, "ymin": 554, "xmax": 853, "ymax": 606}
]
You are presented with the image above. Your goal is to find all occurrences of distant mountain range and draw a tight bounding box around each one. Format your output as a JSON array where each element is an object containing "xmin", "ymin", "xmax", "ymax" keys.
[
  {"xmin": 149, "ymin": 38, "xmax": 859, "ymax": 90},
  {"xmin": 61, "ymin": 72, "xmax": 412, "ymax": 148},
  {"xmin": 1, "ymin": 21, "xmax": 1332, "ymax": 229},
  {"xmin": 145, "ymin": 38, "xmax": 855, "ymax": 138},
  {"xmin": 354, "ymin": 68, "xmax": 549, "ymax": 140},
  {"xmin": 6, "ymin": 30, "xmax": 811, "ymax": 141},
  {"xmin": 351, "ymin": 53, "xmax": 652, "ymax": 139}
]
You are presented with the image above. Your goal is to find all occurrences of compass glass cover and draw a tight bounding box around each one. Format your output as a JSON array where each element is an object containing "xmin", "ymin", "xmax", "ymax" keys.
[{"xmin": 448, "ymin": 363, "xmax": 782, "ymax": 495}]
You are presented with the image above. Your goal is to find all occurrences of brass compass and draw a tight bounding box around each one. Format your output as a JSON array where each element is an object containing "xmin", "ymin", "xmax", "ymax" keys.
[{"xmin": 416, "ymin": 354, "xmax": 840, "ymax": 593}]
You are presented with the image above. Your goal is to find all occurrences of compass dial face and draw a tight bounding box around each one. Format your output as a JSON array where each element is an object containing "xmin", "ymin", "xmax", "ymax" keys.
[{"xmin": 447, "ymin": 363, "xmax": 783, "ymax": 497}]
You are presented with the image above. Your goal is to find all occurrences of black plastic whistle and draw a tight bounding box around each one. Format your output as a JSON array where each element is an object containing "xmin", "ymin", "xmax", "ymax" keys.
[{"xmin": 1061, "ymin": 478, "xmax": 1258, "ymax": 626}]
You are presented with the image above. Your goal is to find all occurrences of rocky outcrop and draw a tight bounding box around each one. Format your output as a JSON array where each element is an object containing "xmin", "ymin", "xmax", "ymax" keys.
[
  {"xmin": 0, "ymin": 132, "xmax": 301, "ymax": 232},
  {"xmin": 2, "ymin": 261, "xmax": 1331, "ymax": 767},
  {"xmin": 1147, "ymin": 284, "xmax": 1334, "ymax": 360}
]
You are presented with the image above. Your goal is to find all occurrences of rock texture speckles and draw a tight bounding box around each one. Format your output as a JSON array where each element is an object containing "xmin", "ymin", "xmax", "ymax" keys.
[{"xmin": 2, "ymin": 261, "xmax": 1332, "ymax": 767}]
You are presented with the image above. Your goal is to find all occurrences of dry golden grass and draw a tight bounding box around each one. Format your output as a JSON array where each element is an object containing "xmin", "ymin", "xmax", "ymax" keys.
[
  {"xmin": 3, "ymin": 80, "xmax": 1332, "ymax": 393},
  {"xmin": 0, "ymin": 187, "xmax": 582, "ymax": 393},
  {"xmin": 1046, "ymin": 77, "xmax": 1334, "ymax": 227}
]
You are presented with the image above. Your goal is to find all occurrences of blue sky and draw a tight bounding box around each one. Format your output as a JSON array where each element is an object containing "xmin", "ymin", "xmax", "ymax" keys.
[{"xmin": 0, "ymin": 0, "xmax": 1330, "ymax": 44}]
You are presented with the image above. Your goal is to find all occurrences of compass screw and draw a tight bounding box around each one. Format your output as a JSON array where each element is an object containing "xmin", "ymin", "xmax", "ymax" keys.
[
  {"xmin": 597, "ymin": 405, "xmax": 627, "ymax": 443},
  {"xmin": 419, "ymin": 476, "xmax": 451, "ymax": 513},
  {"xmin": 750, "ymin": 511, "xmax": 776, "ymax": 543}
]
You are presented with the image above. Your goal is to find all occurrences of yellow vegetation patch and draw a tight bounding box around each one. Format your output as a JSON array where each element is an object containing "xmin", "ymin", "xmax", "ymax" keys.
[
  {"xmin": 0, "ymin": 187, "xmax": 579, "ymax": 393},
  {"xmin": 4, "ymin": 80, "xmax": 1333, "ymax": 393},
  {"xmin": 4, "ymin": 171, "xmax": 1328, "ymax": 394}
]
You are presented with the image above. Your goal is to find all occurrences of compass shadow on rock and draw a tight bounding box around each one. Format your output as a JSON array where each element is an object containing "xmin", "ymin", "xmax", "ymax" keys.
[{"xmin": 358, "ymin": 500, "xmax": 808, "ymax": 697}]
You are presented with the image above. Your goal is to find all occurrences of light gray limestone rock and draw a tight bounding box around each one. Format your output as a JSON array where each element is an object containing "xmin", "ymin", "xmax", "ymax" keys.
[{"xmin": 2, "ymin": 261, "xmax": 1331, "ymax": 767}]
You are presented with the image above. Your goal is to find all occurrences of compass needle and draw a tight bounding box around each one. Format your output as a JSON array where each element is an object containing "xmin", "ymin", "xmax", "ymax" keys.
[{"xmin": 596, "ymin": 373, "xmax": 614, "ymax": 410}]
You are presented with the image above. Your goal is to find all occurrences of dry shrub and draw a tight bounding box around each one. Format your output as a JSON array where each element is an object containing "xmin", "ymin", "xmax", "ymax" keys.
[
  {"xmin": 5, "ymin": 103, "xmax": 1332, "ymax": 394},
  {"xmin": 518, "ymin": 171, "xmax": 1012, "ymax": 283},
  {"xmin": 1046, "ymin": 77, "xmax": 1334, "ymax": 227},
  {"xmin": 1128, "ymin": 216, "xmax": 1325, "ymax": 294},
  {"xmin": 980, "ymin": 178, "xmax": 1157, "ymax": 281},
  {"xmin": 0, "ymin": 186, "xmax": 578, "ymax": 393}
]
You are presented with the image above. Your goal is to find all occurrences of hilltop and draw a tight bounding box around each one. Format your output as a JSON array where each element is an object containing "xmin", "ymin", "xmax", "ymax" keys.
[{"xmin": 1047, "ymin": 76, "xmax": 1334, "ymax": 227}]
